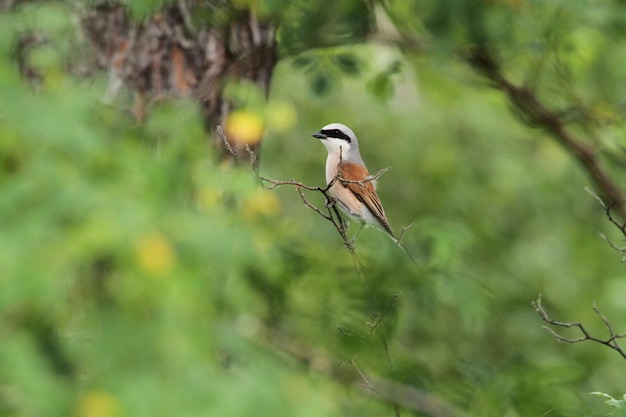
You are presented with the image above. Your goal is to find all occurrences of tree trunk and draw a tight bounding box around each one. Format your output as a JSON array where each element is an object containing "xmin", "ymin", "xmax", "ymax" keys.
[{"xmin": 82, "ymin": 1, "xmax": 277, "ymax": 168}]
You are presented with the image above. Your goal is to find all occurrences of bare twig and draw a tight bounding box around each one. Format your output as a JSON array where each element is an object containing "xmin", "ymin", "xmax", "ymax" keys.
[
  {"xmin": 337, "ymin": 167, "xmax": 391, "ymax": 185},
  {"xmin": 258, "ymin": 172, "xmax": 366, "ymax": 274},
  {"xmin": 532, "ymin": 295, "xmax": 626, "ymax": 360},
  {"xmin": 257, "ymin": 146, "xmax": 386, "ymax": 256},
  {"xmin": 397, "ymin": 223, "xmax": 414, "ymax": 243},
  {"xmin": 260, "ymin": 177, "xmax": 324, "ymax": 192},
  {"xmin": 222, "ymin": 126, "xmax": 413, "ymax": 261},
  {"xmin": 273, "ymin": 328, "xmax": 469, "ymax": 417},
  {"xmin": 217, "ymin": 125, "xmax": 240, "ymax": 162},
  {"xmin": 349, "ymin": 356, "xmax": 374, "ymax": 391},
  {"xmin": 367, "ymin": 377, "xmax": 471, "ymax": 417},
  {"xmin": 218, "ymin": 127, "xmax": 343, "ymax": 235},
  {"xmin": 296, "ymin": 187, "xmax": 332, "ymax": 221},
  {"xmin": 336, "ymin": 325, "xmax": 366, "ymax": 338},
  {"xmin": 216, "ymin": 127, "xmax": 413, "ymax": 273},
  {"xmin": 466, "ymin": 46, "xmax": 626, "ymax": 221},
  {"xmin": 339, "ymin": 293, "xmax": 404, "ymax": 417},
  {"xmin": 585, "ymin": 187, "xmax": 626, "ymax": 234},
  {"xmin": 351, "ymin": 356, "xmax": 402, "ymax": 417},
  {"xmin": 585, "ymin": 187, "xmax": 626, "ymax": 260},
  {"xmin": 220, "ymin": 127, "xmax": 406, "ymax": 416},
  {"xmin": 295, "ymin": 186, "xmax": 355, "ymax": 251},
  {"xmin": 261, "ymin": 176, "xmax": 355, "ymax": 248},
  {"xmin": 244, "ymin": 143, "xmax": 258, "ymax": 170},
  {"xmin": 596, "ymin": 232, "xmax": 626, "ymax": 261}
]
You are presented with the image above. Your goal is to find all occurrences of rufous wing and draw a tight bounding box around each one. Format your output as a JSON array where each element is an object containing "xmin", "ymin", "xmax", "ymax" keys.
[{"xmin": 338, "ymin": 162, "xmax": 395, "ymax": 237}]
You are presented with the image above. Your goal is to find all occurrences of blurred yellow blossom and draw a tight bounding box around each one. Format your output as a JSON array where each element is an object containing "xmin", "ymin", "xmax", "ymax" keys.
[
  {"xmin": 242, "ymin": 188, "xmax": 281, "ymax": 219},
  {"xmin": 225, "ymin": 110, "xmax": 265, "ymax": 145},
  {"xmin": 197, "ymin": 185, "xmax": 221, "ymax": 210},
  {"xmin": 75, "ymin": 391, "xmax": 121, "ymax": 417},
  {"xmin": 135, "ymin": 233, "xmax": 176, "ymax": 276}
]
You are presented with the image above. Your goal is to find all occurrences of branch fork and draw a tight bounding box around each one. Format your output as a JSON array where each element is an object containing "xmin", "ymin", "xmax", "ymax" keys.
[{"xmin": 532, "ymin": 295, "xmax": 626, "ymax": 360}]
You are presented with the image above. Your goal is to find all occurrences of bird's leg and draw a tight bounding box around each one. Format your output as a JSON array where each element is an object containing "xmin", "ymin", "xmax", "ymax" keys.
[
  {"xmin": 334, "ymin": 210, "xmax": 349, "ymax": 233},
  {"xmin": 326, "ymin": 196, "xmax": 349, "ymax": 232},
  {"xmin": 350, "ymin": 222, "xmax": 364, "ymax": 245}
]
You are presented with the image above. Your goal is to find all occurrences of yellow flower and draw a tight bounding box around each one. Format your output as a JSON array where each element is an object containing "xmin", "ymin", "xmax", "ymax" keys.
[
  {"xmin": 242, "ymin": 188, "xmax": 281, "ymax": 219},
  {"xmin": 197, "ymin": 186, "xmax": 220, "ymax": 210},
  {"xmin": 75, "ymin": 391, "xmax": 121, "ymax": 417},
  {"xmin": 135, "ymin": 233, "xmax": 176, "ymax": 276},
  {"xmin": 225, "ymin": 110, "xmax": 265, "ymax": 145}
]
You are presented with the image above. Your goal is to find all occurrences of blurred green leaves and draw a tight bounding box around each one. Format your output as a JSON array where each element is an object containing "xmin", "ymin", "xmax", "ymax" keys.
[
  {"xmin": 592, "ymin": 392, "xmax": 626, "ymax": 417},
  {"xmin": 289, "ymin": 48, "xmax": 402, "ymax": 102},
  {"xmin": 276, "ymin": 0, "xmax": 373, "ymax": 54},
  {"xmin": 291, "ymin": 50, "xmax": 362, "ymax": 96},
  {"xmin": 366, "ymin": 60, "xmax": 402, "ymax": 102},
  {"xmin": 3, "ymin": 1, "xmax": 626, "ymax": 417},
  {"xmin": 0, "ymin": 9, "xmax": 294, "ymax": 416}
]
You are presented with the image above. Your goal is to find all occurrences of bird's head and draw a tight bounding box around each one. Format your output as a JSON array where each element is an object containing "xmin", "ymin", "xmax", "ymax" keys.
[{"xmin": 312, "ymin": 123, "xmax": 360, "ymax": 160}]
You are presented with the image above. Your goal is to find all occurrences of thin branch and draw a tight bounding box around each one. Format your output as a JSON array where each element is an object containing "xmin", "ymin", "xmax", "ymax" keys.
[
  {"xmin": 336, "ymin": 325, "xmax": 367, "ymax": 338},
  {"xmin": 532, "ymin": 295, "xmax": 626, "ymax": 360},
  {"xmin": 466, "ymin": 46, "xmax": 626, "ymax": 222},
  {"xmin": 260, "ymin": 177, "xmax": 324, "ymax": 192},
  {"xmin": 585, "ymin": 187, "xmax": 626, "ymax": 234},
  {"xmin": 585, "ymin": 187, "xmax": 626, "ymax": 260},
  {"xmin": 596, "ymin": 232, "xmax": 626, "ymax": 262},
  {"xmin": 397, "ymin": 223, "xmax": 414, "ymax": 243},
  {"xmin": 216, "ymin": 127, "xmax": 413, "ymax": 273},
  {"xmin": 259, "ymin": 175, "xmax": 368, "ymax": 275},
  {"xmin": 295, "ymin": 186, "xmax": 357, "ymax": 254},
  {"xmin": 367, "ymin": 377, "xmax": 471, "ymax": 417},
  {"xmin": 244, "ymin": 143, "xmax": 258, "ymax": 170},
  {"xmin": 257, "ymin": 168, "xmax": 359, "ymax": 255},
  {"xmin": 593, "ymin": 302, "xmax": 620, "ymax": 344},
  {"xmin": 349, "ymin": 356, "xmax": 374, "ymax": 391},
  {"xmin": 337, "ymin": 167, "xmax": 391, "ymax": 185},
  {"xmin": 272, "ymin": 328, "xmax": 469, "ymax": 417},
  {"xmin": 216, "ymin": 125, "xmax": 240, "ymax": 162},
  {"xmin": 221, "ymin": 128, "xmax": 415, "ymax": 406},
  {"xmin": 339, "ymin": 293, "xmax": 404, "ymax": 417},
  {"xmin": 296, "ymin": 187, "xmax": 332, "ymax": 221},
  {"xmin": 257, "ymin": 145, "xmax": 374, "ymax": 257},
  {"xmin": 336, "ymin": 293, "xmax": 402, "ymax": 340},
  {"xmin": 351, "ymin": 356, "xmax": 402, "ymax": 417}
]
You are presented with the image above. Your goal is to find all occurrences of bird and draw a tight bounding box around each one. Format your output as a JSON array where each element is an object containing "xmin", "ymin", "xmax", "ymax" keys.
[{"xmin": 311, "ymin": 122, "xmax": 415, "ymax": 262}]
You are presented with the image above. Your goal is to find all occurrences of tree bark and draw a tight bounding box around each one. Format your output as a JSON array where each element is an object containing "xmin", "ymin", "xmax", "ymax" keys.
[{"xmin": 82, "ymin": 1, "xmax": 277, "ymax": 168}]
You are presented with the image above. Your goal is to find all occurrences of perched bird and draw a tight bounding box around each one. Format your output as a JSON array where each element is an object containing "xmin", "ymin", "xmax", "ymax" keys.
[{"xmin": 312, "ymin": 123, "xmax": 414, "ymax": 261}]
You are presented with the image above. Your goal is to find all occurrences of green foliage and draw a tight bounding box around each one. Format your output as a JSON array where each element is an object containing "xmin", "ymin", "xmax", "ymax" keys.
[
  {"xmin": 289, "ymin": 49, "xmax": 363, "ymax": 96},
  {"xmin": 592, "ymin": 392, "xmax": 626, "ymax": 417},
  {"xmin": 274, "ymin": 0, "xmax": 374, "ymax": 54},
  {"xmin": 366, "ymin": 60, "xmax": 402, "ymax": 103},
  {"xmin": 268, "ymin": 38, "xmax": 626, "ymax": 416},
  {"xmin": 2, "ymin": 2, "xmax": 626, "ymax": 417},
  {"xmin": 1, "ymin": 7, "xmax": 312, "ymax": 417}
]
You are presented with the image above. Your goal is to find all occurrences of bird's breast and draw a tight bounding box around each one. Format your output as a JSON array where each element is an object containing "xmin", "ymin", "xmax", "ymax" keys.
[{"xmin": 325, "ymin": 154, "xmax": 341, "ymax": 185}]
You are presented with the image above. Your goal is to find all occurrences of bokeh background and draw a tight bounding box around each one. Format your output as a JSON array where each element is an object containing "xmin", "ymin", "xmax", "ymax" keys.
[{"xmin": 1, "ymin": 1, "xmax": 626, "ymax": 416}]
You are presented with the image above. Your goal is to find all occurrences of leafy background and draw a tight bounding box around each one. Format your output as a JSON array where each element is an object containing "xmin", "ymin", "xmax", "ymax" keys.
[{"xmin": 1, "ymin": 1, "xmax": 626, "ymax": 417}]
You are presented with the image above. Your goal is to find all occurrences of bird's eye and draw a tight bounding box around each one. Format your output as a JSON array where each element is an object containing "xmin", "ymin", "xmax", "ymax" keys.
[{"xmin": 321, "ymin": 129, "xmax": 351, "ymax": 143}]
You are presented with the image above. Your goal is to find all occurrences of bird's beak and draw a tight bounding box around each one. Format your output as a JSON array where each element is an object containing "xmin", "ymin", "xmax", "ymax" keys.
[{"xmin": 312, "ymin": 131, "xmax": 326, "ymax": 139}]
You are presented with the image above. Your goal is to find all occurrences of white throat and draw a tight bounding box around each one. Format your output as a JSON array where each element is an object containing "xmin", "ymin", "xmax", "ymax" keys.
[{"xmin": 323, "ymin": 139, "xmax": 350, "ymax": 184}]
